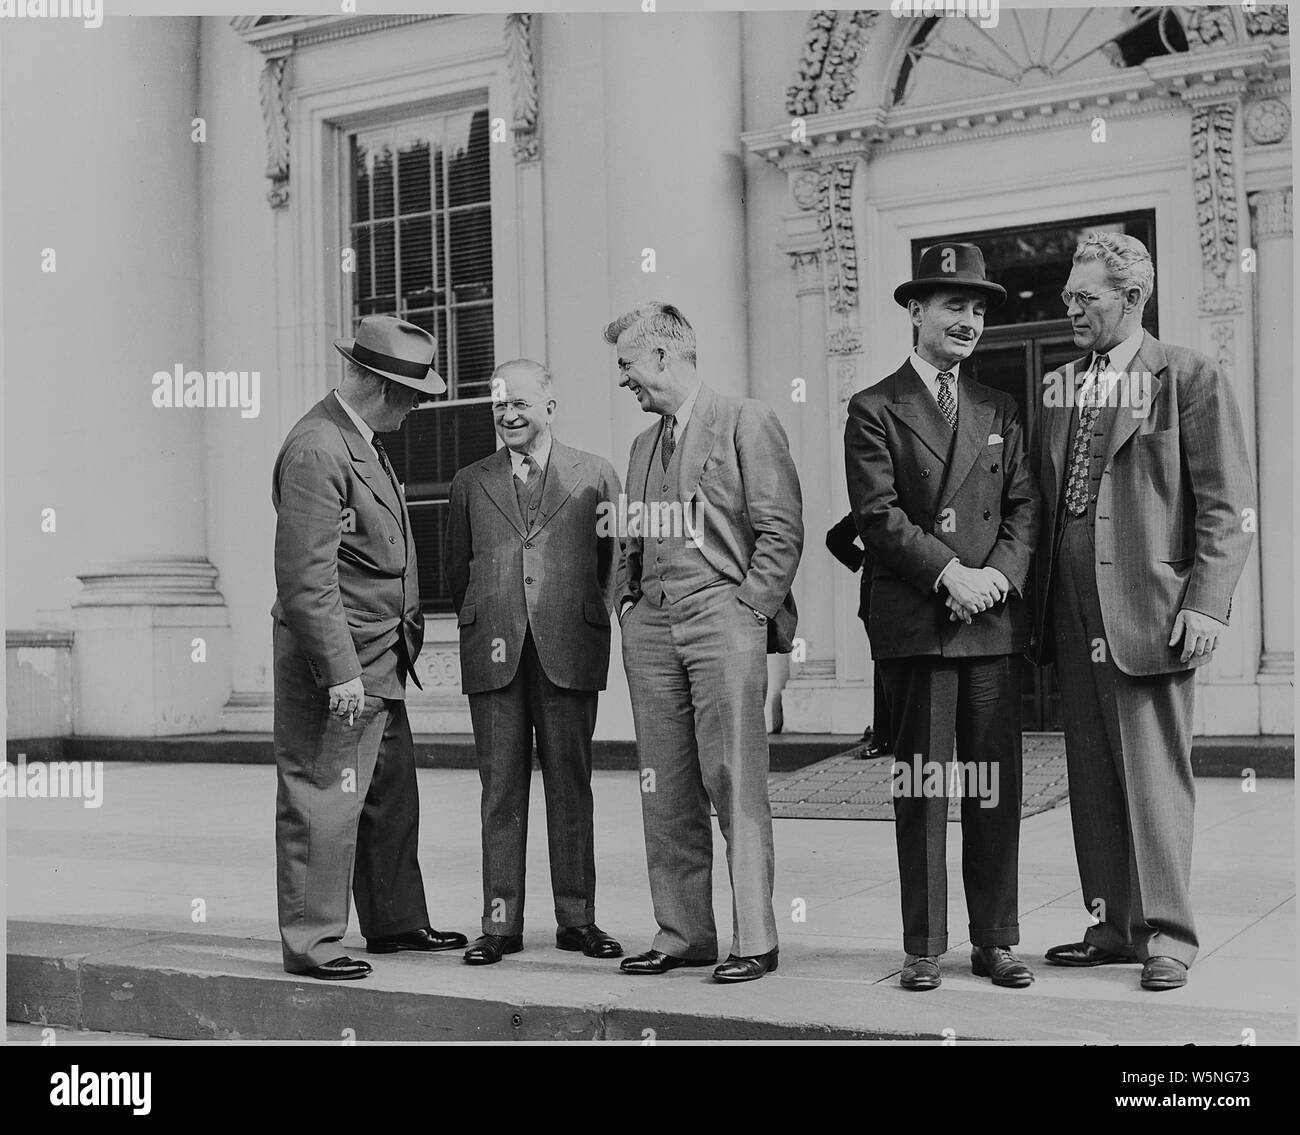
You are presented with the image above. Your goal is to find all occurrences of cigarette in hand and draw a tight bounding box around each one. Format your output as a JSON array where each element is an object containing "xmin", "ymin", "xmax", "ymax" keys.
[{"xmin": 348, "ymin": 709, "xmax": 354, "ymax": 726}]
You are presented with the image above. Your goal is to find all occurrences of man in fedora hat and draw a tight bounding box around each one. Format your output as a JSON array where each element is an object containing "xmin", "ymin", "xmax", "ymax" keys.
[
  {"xmin": 271, "ymin": 314, "xmax": 468, "ymax": 979},
  {"xmin": 844, "ymin": 243, "xmax": 1038, "ymax": 991}
]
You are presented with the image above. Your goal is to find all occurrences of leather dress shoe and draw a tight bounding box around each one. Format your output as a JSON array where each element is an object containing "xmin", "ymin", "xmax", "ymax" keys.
[
  {"xmin": 556, "ymin": 923, "xmax": 623, "ymax": 958},
  {"xmin": 463, "ymin": 933, "xmax": 524, "ymax": 965},
  {"xmin": 1141, "ymin": 956, "xmax": 1188, "ymax": 991},
  {"xmin": 713, "ymin": 948, "xmax": 779, "ymax": 983},
  {"xmin": 971, "ymin": 945, "xmax": 1034, "ymax": 988},
  {"xmin": 900, "ymin": 954, "xmax": 941, "ymax": 991},
  {"xmin": 367, "ymin": 926, "xmax": 468, "ymax": 954},
  {"xmin": 297, "ymin": 956, "xmax": 371, "ymax": 981},
  {"xmin": 856, "ymin": 730, "xmax": 892, "ymax": 759},
  {"xmin": 620, "ymin": 949, "xmax": 717, "ymax": 975},
  {"xmin": 1045, "ymin": 940, "xmax": 1137, "ymax": 967}
]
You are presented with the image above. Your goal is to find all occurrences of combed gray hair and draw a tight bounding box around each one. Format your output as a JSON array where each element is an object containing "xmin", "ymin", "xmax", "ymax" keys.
[
  {"xmin": 602, "ymin": 301, "xmax": 697, "ymax": 366},
  {"xmin": 1073, "ymin": 231, "xmax": 1154, "ymax": 305},
  {"xmin": 491, "ymin": 358, "xmax": 553, "ymax": 394}
]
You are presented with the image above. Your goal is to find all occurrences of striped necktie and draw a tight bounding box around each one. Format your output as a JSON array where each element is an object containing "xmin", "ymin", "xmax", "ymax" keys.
[{"xmin": 936, "ymin": 371, "xmax": 957, "ymax": 431}]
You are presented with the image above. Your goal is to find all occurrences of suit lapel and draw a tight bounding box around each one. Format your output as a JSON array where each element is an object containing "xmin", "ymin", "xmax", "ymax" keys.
[
  {"xmin": 478, "ymin": 446, "xmax": 527, "ymax": 538},
  {"xmin": 324, "ymin": 394, "xmax": 404, "ymax": 527},
  {"xmin": 938, "ymin": 379, "xmax": 996, "ymax": 509},
  {"xmin": 530, "ymin": 440, "xmax": 581, "ymax": 537},
  {"xmin": 886, "ymin": 363, "xmax": 954, "ymax": 465},
  {"xmin": 1043, "ymin": 356, "xmax": 1087, "ymax": 505},
  {"xmin": 677, "ymin": 385, "xmax": 719, "ymax": 501},
  {"xmin": 1104, "ymin": 332, "xmax": 1165, "ymax": 470}
]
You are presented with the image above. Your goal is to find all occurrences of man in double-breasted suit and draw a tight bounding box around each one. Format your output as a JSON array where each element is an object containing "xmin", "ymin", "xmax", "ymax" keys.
[
  {"xmin": 271, "ymin": 315, "xmax": 467, "ymax": 980},
  {"xmin": 444, "ymin": 359, "xmax": 624, "ymax": 966},
  {"xmin": 610, "ymin": 301, "xmax": 803, "ymax": 984},
  {"xmin": 845, "ymin": 243, "xmax": 1039, "ymax": 991},
  {"xmin": 1031, "ymin": 232, "xmax": 1255, "ymax": 991}
]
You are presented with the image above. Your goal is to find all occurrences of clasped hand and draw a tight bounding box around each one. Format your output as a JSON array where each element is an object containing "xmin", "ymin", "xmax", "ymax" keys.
[{"xmin": 944, "ymin": 563, "xmax": 1008, "ymax": 624}]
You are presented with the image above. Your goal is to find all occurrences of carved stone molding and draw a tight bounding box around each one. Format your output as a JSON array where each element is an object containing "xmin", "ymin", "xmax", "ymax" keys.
[
  {"xmin": 414, "ymin": 649, "xmax": 463, "ymax": 690},
  {"xmin": 1244, "ymin": 97, "xmax": 1290, "ymax": 144},
  {"xmin": 817, "ymin": 161, "xmax": 858, "ymax": 314},
  {"xmin": 827, "ymin": 327, "xmax": 863, "ymax": 355},
  {"xmin": 258, "ymin": 53, "xmax": 291, "ymax": 210},
  {"xmin": 1243, "ymin": 4, "xmax": 1289, "ymax": 38},
  {"xmin": 1249, "ymin": 187, "xmax": 1293, "ymax": 240},
  {"xmin": 790, "ymin": 169, "xmax": 820, "ymax": 210},
  {"xmin": 1182, "ymin": 5, "xmax": 1238, "ymax": 50},
  {"xmin": 1210, "ymin": 320, "xmax": 1236, "ymax": 380},
  {"xmin": 504, "ymin": 13, "xmax": 540, "ymax": 164},
  {"xmin": 1191, "ymin": 101, "xmax": 1240, "ymax": 299},
  {"xmin": 786, "ymin": 10, "xmax": 880, "ymax": 118},
  {"xmin": 788, "ymin": 249, "xmax": 823, "ymax": 296},
  {"xmin": 1199, "ymin": 286, "xmax": 1245, "ymax": 315}
]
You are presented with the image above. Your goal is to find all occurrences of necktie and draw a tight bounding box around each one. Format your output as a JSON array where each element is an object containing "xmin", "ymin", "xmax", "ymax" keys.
[
  {"xmin": 372, "ymin": 437, "xmax": 399, "ymax": 488},
  {"xmin": 1064, "ymin": 353, "xmax": 1110, "ymax": 516},
  {"xmin": 516, "ymin": 454, "xmax": 537, "ymax": 484},
  {"xmin": 936, "ymin": 371, "xmax": 957, "ymax": 431},
  {"xmin": 660, "ymin": 415, "xmax": 677, "ymax": 470}
]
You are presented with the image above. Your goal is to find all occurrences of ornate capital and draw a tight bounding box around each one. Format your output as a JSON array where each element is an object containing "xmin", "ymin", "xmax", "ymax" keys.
[
  {"xmin": 504, "ymin": 13, "xmax": 540, "ymax": 164},
  {"xmin": 788, "ymin": 249, "xmax": 823, "ymax": 295},
  {"xmin": 1191, "ymin": 101, "xmax": 1239, "ymax": 296},
  {"xmin": 817, "ymin": 161, "xmax": 858, "ymax": 314},
  {"xmin": 1249, "ymin": 188, "xmax": 1293, "ymax": 240},
  {"xmin": 826, "ymin": 327, "xmax": 863, "ymax": 355}
]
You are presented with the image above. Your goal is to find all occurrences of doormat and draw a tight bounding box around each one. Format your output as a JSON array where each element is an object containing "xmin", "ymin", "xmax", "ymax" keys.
[{"xmin": 767, "ymin": 732, "xmax": 1070, "ymax": 821}]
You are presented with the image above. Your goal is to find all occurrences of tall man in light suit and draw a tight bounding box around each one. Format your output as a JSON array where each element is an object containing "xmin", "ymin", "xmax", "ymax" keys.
[
  {"xmin": 271, "ymin": 315, "xmax": 467, "ymax": 980},
  {"xmin": 444, "ymin": 359, "xmax": 624, "ymax": 966},
  {"xmin": 610, "ymin": 301, "xmax": 803, "ymax": 984},
  {"xmin": 1031, "ymin": 232, "xmax": 1255, "ymax": 991},
  {"xmin": 845, "ymin": 244, "xmax": 1039, "ymax": 992}
]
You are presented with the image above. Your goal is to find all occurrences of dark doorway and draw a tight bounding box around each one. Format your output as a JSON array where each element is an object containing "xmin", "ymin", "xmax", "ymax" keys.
[{"xmin": 911, "ymin": 211, "xmax": 1158, "ymax": 730}]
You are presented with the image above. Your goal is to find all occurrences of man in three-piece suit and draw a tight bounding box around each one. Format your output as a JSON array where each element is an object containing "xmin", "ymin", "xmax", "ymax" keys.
[
  {"xmin": 610, "ymin": 301, "xmax": 803, "ymax": 984},
  {"xmin": 1031, "ymin": 232, "xmax": 1255, "ymax": 991},
  {"xmin": 826, "ymin": 512, "xmax": 892, "ymax": 755},
  {"xmin": 444, "ymin": 359, "xmax": 624, "ymax": 966},
  {"xmin": 845, "ymin": 243, "xmax": 1039, "ymax": 992},
  {"xmin": 271, "ymin": 315, "xmax": 467, "ymax": 980}
]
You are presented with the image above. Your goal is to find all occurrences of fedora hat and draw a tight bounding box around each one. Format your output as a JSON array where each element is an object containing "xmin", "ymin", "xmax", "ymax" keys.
[
  {"xmin": 334, "ymin": 315, "xmax": 446, "ymax": 394},
  {"xmin": 893, "ymin": 242, "xmax": 1006, "ymax": 308}
]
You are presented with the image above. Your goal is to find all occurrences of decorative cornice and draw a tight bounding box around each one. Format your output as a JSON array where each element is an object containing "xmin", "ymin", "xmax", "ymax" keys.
[
  {"xmin": 504, "ymin": 13, "xmax": 540, "ymax": 164},
  {"xmin": 231, "ymin": 14, "xmax": 446, "ymax": 54},
  {"xmin": 787, "ymin": 10, "xmax": 880, "ymax": 117},
  {"xmin": 1249, "ymin": 187, "xmax": 1293, "ymax": 239},
  {"xmin": 258, "ymin": 54, "xmax": 291, "ymax": 210}
]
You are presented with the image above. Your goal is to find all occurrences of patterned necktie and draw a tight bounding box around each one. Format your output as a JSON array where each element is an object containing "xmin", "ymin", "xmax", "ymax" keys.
[
  {"xmin": 372, "ymin": 437, "xmax": 397, "ymax": 487},
  {"xmin": 660, "ymin": 415, "xmax": 677, "ymax": 470},
  {"xmin": 516, "ymin": 454, "xmax": 537, "ymax": 484},
  {"xmin": 936, "ymin": 371, "xmax": 957, "ymax": 432},
  {"xmin": 1064, "ymin": 353, "xmax": 1110, "ymax": 516}
]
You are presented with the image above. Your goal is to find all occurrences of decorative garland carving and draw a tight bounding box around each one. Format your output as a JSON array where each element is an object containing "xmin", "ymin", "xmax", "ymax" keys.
[
  {"xmin": 504, "ymin": 13, "xmax": 540, "ymax": 164},
  {"xmin": 1191, "ymin": 102, "xmax": 1238, "ymax": 294},
  {"xmin": 1182, "ymin": 5, "xmax": 1238, "ymax": 49},
  {"xmin": 786, "ymin": 10, "xmax": 878, "ymax": 117},
  {"xmin": 258, "ymin": 53, "xmax": 291, "ymax": 209},
  {"xmin": 827, "ymin": 327, "xmax": 862, "ymax": 354},
  {"xmin": 1243, "ymin": 4, "xmax": 1289, "ymax": 37},
  {"xmin": 817, "ymin": 161, "xmax": 858, "ymax": 313}
]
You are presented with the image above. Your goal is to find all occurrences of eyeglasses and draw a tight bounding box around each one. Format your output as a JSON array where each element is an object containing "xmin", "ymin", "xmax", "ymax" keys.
[
  {"xmin": 1061, "ymin": 287, "xmax": 1123, "ymax": 309},
  {"xmin": 492, "ymin": 400, "xmax": 534, "ymax": 415}
]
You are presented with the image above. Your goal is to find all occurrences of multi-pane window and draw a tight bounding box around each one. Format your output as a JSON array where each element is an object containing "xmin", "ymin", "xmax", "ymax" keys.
[{"xmin": 346, "ymin": 107, "xmax": 497, "ymax": 612}]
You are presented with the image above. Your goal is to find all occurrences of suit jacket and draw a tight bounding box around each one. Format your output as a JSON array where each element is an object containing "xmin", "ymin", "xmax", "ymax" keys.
[
  {"xmin": 616, "ymin": 384, "xmax": 804, "ymax": 652},
  {"xmin": 445, "ymin": 440, "xmax": 621, "ymax": 694},
  {"xmin": 1030, "ymin": 332, "xmax": 1255, "ymax": 676},
  {"xmin": 826, "ymin": 511, "xmax": 871, "ymax": 623},
  {"xmin": 844, "ymin": 361, "xmax": 1038, "ymax": 660},
  {"xmin": 271, "ymin": 393, "xmax": 423, "ymax": 695}
]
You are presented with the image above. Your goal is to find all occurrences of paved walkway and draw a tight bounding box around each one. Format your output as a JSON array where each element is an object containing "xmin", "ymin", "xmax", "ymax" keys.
[{"xmin": 5, "ymin": 763, "xmax": 1295, "ymax": 1042}]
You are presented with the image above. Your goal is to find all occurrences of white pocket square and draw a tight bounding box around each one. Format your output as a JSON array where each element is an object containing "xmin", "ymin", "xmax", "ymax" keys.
[{"xmin": 987, "ymin": 433, "xmax": 1003, "ymax": 445}]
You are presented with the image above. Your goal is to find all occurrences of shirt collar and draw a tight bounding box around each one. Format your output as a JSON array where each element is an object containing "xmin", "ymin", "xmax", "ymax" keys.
[
  {"xmin": 508, "ymin": 431, "xmax": 552, "ymax": 477},
  {"xmin": 1092, "ymin": 327, "xmax": 1145, "ymax": 376},
  {"xmin": 667, "ymin": 380, "xmax": 702, "ymax": 437},
  {"xmin": 333, "ymin": 389, "xmax": 376, "ymax": 455},
  {"xmin": 910, "ymin": 351, "xmax": 960, "ymax": 405}
]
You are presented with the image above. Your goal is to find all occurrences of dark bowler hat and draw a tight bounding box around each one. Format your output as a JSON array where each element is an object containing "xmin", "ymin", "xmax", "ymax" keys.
[
  {"xmin": 334, "ymin": 315, "xmax": 446, "ymax": 394},
  {"xmin": 893, "ymin": 242, "xmax": 1006, "ymax": 308}
]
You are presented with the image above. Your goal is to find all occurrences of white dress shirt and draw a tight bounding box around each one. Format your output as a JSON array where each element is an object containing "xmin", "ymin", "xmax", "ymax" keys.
[
  {"xmin": 508, "ymin": 431, "xmax": 552, "ymax": 480},
  {"xmin": 910, "ymin": 350, "xmax": 960, "ymax": 417},
  {"xmin": 1079, "ymin": 326, "xmax": 1145, "ymax": 405},
  {"xmin": 334, "ymin": 389, "xmax": 377, "ymax": 460}
]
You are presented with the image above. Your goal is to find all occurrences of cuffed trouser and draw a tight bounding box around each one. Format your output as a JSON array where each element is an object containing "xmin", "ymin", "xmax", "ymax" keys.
[
  {"xmin": 1053, "ymin": 516, "xmax": 1198, "ymax": 966},
  {"xmin": 878, "ymin": 654, "xmax": 1024, "ymax": 957},
  {"xmin": 273, "ymin": 622, "xmax": 429, "ymax": 972},
  {"xmin": 468, "ymin": 626, "xmax": 599, "ymax": 936},
  {"xmin": 622, "ymin": 583, "xmax": 777, "ymax": 960}
]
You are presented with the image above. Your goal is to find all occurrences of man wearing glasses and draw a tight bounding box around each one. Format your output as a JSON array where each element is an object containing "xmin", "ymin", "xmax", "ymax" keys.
[
  {"xmin": 444, "ymin": 359, "xmax": 624, "ymax": 966},
  {"xmin": 1030, "ymin": 232, "xmax": 1255, "ymax": 991}
]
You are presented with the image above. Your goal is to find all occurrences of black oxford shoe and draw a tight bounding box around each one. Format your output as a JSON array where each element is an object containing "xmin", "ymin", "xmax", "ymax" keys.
[
  {"xmin": 367, "ymin": 926, "xmax": 469, "ymax": 954},
  {"xmin": 713, "ymin": 948, "xmax": 779, "ymax": 983},
  {"xmin": 1140, "ymin": 956, "xmax": 1188, "ymax": 991},
  {"xmin": 620, "ymin": 949, "xmax": 717, "ymax": 975},
  {"xmin": 971, "ymin": 945, "xmax": 1034, "ymax": 988},
  {"xmin": 1045, "ymin": 940, "xmax": 1138, "ymax": 967},
  {"xmin": 464, "ymin": 933, "xmax": 524, "ymax": 965},
  {"xmin": 900, "ymin": 954, "xmax": 941, "ymax": 991},
  {"xmin": 556, "ymin": 923, "xmax": 623, "ymax": 958},
  {"xmin": 297, "ymin": 956, "xmax": 371, "ymax": 981}
]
